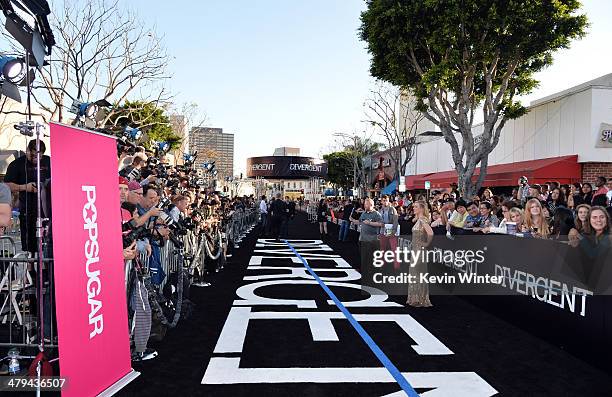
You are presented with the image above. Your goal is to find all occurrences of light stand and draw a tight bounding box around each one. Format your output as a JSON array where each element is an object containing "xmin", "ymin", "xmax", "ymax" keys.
[
  {"xmin": 3, "ymin": 2, "xmax": 56, "ymax": 394},
  {"xmin": 14, "ymin": 120, "xmax": 48, "ymax": 397},
  {"xmin": 12, "ymin": 51, "xmax": 50, "ymax": 397}
]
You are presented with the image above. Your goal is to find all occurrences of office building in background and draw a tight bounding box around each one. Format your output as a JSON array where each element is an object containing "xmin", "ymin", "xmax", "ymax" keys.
[{"xmin": 189, "ymin": 127, "xmax": 234, "ymax": 179}]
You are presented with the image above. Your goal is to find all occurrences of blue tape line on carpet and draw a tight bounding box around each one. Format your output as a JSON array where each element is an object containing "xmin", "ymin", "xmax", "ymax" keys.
[{"xmin": 284, "ymin": 240, "xmax": 419, "ymax": 397}]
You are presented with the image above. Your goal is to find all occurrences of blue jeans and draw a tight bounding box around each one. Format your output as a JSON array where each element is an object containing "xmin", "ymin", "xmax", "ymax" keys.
[
  {"xmin": 338, "ymin": 219, "xmax": 350, "ymax": 241},
  {"xmin": 148, "ymin": 243, "xmax": 166, "ymax": 286}
]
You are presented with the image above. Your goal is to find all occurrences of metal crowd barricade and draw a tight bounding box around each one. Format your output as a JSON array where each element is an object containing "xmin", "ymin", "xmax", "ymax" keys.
[
  {"xmin": 0, "ymin": 236, "xmax": 42, "ymax": 348},
  {"xmin": 225, "ymin": 207, "xmax": 258, "ymax": 249},
  {"xmin": 130, "ymin": 207, "xmax": 260, "ymax": 291},
  {"xmin": 0, "ymin": 205, "xmax": 263, "ymax": 349},
  {"xmin": 307, "ymin": 204, "xmax": 318, "ymax": 223}
]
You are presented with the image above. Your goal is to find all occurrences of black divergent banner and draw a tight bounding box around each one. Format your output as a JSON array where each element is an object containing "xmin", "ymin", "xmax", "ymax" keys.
[{"xmin": 246, "ymin": 156, "xmax": 327, "ymax": 179}]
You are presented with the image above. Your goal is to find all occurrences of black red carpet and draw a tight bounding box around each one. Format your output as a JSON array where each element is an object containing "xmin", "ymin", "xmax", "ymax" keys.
[{"xmin": 121, "ymin": 213, "xmax": 612, "ymax": 396}]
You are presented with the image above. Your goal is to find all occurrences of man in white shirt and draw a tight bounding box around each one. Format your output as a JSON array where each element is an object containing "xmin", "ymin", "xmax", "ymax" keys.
[
  {"xmin": 606, "ymin": 178, "xmax": 612, "ymax": 206},
  {"xmin": 259, "ymin": 195, "xmax": 268, "ymax": 234}
]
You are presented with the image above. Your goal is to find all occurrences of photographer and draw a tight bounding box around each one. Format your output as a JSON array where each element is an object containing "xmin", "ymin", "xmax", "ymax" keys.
[
  {"xmin": 169, "ymin": 195, "xmax": 190, "ymax": 223},
  {"xmin": 137, "ymin": 185, "xmax": 169, "ymax": 285},
  {"xmin": 120, "ymin": 154, "xmax": 146, "ymax": 181},
  {"xmin": 4, "ymin": 139, "xmax": 51, "ymax": 254},
  {"xmin": 127, "ymin": 181, "xmax": 162, "ymax": 228},
  {"xmin": 119, "ymin": 177, "xmax": 157, "ymax": 362},
  {"xmin": 518, "ymin": 176, "xmax": 530, "ymax": 205}
]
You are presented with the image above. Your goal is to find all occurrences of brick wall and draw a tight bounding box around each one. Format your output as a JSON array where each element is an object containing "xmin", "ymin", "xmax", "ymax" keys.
[{"xmin": 582, "ymin": 162, "xmax": 612, "ymax": 183}]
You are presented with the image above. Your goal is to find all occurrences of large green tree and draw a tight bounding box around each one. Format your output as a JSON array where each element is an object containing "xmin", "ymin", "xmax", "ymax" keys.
[
  {"xmin": 323, "ymin": 151, "xmax": 354, "ymax": 190},
  {"xmin": 108, "ymin": 100, "xmax": 182, "ymax": 149},
  {"xmin": 334, "ymin": 133, "xmax": 382, "ymax": 195},
  {"xmin": 360, "ymin": 0, "xmax": 587, "ymax": 196}
]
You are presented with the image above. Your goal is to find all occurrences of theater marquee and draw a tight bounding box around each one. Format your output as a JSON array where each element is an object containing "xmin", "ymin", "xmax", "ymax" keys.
[{"xmin": 246, "ymin": 156, "xmax": 327, "ymax": 179}]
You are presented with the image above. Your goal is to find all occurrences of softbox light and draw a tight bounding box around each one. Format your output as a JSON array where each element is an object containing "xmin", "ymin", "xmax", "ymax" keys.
[{"xmin": 4, "ymin": 16, "xmax": 45, "ymax": 66}]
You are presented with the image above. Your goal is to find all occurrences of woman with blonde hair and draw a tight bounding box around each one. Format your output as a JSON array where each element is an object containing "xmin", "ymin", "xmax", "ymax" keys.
[
  {"xmin": 407, "ymin": 201, "xmax": 434, "ymax": 307},
  {"xmin": 521, "ymin": 198, "xmax": 550, "ymax": 238},
  {"xmin": 508, "ymin": 207, "xmax": 524, "ymax": 232}
]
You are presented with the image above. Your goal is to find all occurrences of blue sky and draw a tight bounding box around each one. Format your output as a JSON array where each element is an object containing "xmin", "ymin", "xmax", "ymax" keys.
[{"xmin": 130, "ymin": 0, "xmax": 612, "ymax": 176}]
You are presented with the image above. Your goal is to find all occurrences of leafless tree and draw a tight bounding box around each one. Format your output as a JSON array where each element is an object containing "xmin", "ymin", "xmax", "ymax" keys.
[
  {"xmin": 169, "ymin": 101, "xmax": 219, "ymax": 161},
  {"xmin": 363, "ymin": 82, "xmax": 423, "ymax": 183},
  {"xmin": 1, "ymin": 0, "xmax": 171, "ymax": 125},
  {"xmin": 177, "ymin": 102, "xmax": 209, "ymax": 132}
]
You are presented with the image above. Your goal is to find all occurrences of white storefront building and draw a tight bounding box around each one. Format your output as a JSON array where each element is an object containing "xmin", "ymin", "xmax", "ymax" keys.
[{"xmin": 400, "ymin": 73, "xmax": 612, "ymax": 190}]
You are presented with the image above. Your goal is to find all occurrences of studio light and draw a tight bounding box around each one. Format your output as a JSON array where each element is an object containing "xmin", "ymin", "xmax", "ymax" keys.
[
  {"xmin": 153, "ymin": 141, "xmax": 169, "ymax": 153},
  {"xmin": 183, "ymin": 152, "xmax": 196, "ymax": 163},
  {"xmin": 124, "ymin": 126, "xmax": 142, "ymax": 140},
  {"xmin": 80, "ymin": 102, "xmax": 97, "ymax": 118},
  {"xmin": 0, "ymin": 55, "xmax": 36, "ymax": 102},
  {"xmin": 0, "ymin": 56, "xmax": 25, "ymax": 83},
  {"xmin": 1, "ymin": 0, "xmax": 55, "ymax": 66},
  {"xmin": 69, "ymin": 98, "xmax": 112, "ymax": 119}
]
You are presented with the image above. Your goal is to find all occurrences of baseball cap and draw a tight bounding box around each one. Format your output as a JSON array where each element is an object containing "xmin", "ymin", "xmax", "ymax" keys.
[
  {"xmin": 128, "ymin": 180, "xmax": 142, "ymax": 191},
  {"xmin": 119, "ymin": 176, "xmax": 129, "ymax": 186}
]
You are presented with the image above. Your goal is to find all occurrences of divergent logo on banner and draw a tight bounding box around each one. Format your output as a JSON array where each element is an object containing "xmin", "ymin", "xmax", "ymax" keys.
[
  {"xmin": 82, "ymin": 185, "xmax": 104, "ymax": 339},
  {"xmin": 246, "ymin": 156, "xmax": 327, "ymax": 178}
]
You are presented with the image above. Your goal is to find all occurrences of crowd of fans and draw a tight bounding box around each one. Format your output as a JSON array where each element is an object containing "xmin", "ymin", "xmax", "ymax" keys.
[
  {"xmin": 308, "ymin": 176, "xmax": 611, "ymax": 308},
  {"xmin": 315, "ymin": 175, "xmax": 612, "ymax": 247}
]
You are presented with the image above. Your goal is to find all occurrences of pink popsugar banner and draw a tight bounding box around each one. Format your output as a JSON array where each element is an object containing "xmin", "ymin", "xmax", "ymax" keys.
[{"xmin": 50, "ymin": 123, "xmax": 136, "ymax": 396}]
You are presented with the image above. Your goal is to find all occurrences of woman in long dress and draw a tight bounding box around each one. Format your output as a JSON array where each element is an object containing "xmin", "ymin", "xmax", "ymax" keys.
[{"xmin": 407, "ymin": 201, "xmax": 434, "ymax": 307}]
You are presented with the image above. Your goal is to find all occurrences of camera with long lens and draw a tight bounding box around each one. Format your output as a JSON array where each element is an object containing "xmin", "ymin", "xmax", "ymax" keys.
[
  {"xmin": 119, "ymin": 165, "xmax": 141, "ymax": 181},
  {"xmin": 155, "ymin": 164, "xmax": 170, "ymax": 180},
  {"xmin": 148, "ymin": 157, "xmax": 160, "ymax": 167},
  {"xmin": 155, "ymin": 197, "xmax": 185, "ymax": 235},
  {"xmin": 122, "ymin": 221, "xmax": 153, "ymax": 248},
  {"xmin": 178, "ymin": 216, "xmax": 196, "ymax": 231},
  {"xmin": 117, "ymin": 137, "xmax": 136, "ymax": 155}
]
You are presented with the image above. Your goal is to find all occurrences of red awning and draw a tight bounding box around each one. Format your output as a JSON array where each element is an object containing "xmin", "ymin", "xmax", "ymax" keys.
[
  {"xmin": 404, "ymin": 155, "xmax": 581, "ymax": 189},
  {"xmin": 404, "ymin": 173, "xmax": 435, "ymax": 190}
]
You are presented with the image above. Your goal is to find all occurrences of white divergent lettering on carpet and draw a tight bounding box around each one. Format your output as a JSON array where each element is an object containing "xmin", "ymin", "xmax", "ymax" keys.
[
  {"xmin": 82, "ymin": 185, "xmax": 103, "ymax": 339},
  {"xmin": 202, "ymin": 239, "xmax": 498, "ymax": 396}
]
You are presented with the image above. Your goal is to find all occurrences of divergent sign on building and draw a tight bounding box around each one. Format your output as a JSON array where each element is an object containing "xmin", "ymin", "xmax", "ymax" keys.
[{"xmin": 246, "ymin": 156, "xmax": 327, "ymax": 179}]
